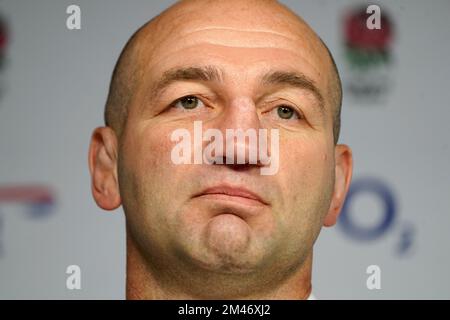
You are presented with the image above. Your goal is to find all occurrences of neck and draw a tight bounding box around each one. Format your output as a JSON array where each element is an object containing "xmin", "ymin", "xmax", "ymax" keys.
[{"xmin": 126, "ymin": 232, "xmax": 313, "ymax": 300}]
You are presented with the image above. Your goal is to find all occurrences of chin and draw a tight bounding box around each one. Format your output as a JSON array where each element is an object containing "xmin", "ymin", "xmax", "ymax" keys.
[
  {"xmin": 176, "ymin": 218, "xmax": 269, "ymax": 274},
  {"xmin": 172, "ymin": 201, "xmax": 278, "ymax": 272},
  {"xmin": 189, "ymin": 248, "xmax": 264, "ymax": 275}
]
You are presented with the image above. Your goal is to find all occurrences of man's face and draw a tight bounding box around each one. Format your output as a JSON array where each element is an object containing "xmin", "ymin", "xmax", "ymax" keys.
[{"xmin": 117, "ymin": 3, "xmax": 337, "ymax": 279}]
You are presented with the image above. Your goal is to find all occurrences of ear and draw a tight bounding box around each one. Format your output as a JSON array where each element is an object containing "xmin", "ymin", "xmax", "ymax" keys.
[
  {"xmin": 88, "ymin": 126, "xmax": 121, "ymax": 211},
  {"xmin": 323, "ymin": 144, "xmax": 353, "ymax": 227}
]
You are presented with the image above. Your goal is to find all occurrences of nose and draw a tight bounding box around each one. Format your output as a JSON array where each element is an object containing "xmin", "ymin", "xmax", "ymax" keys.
[{"xmin": 204, "ymin": 97, "xmax": 270, "ymax": 167}]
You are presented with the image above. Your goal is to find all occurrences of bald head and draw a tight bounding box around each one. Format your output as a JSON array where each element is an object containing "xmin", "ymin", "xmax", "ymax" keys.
[{"xmin": 105, "ymin": 0, "xmax": 342, "ymax": 143}]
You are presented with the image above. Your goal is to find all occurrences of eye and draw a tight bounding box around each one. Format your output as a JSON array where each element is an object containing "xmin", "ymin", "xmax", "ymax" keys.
[
  {"xmin": 173, "ymin": 95, "xmax": 205, "ymax": 110},
  {"xmin": 276, "ymin": 105, "xmax": 300, "ymax": 120}
]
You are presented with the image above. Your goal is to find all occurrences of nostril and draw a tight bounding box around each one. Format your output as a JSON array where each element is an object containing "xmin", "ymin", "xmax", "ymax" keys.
[{"xmin": 210, "ymin": 156, "xmax": 227, "ymax": 165}]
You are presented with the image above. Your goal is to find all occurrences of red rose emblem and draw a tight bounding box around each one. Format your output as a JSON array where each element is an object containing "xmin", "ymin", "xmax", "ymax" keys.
[
  {"xmin": 0, "ymin": 20, "xmax": 7, "ymax": 53},
  {"xmin": 344, "ymin": 7, "xmax": 393, "ymax": 50}
]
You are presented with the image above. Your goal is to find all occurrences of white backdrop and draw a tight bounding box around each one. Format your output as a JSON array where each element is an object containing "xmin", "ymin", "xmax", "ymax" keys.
[{"xmin": 0, "ymin": 0, "xmax": 449, "ymax": 299}]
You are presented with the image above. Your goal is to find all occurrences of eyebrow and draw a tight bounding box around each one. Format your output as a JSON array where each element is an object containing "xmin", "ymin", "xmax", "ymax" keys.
[
  {"xmin": 151, "ymin": 66, "xmax": 223, "ymax": 99},
  {"xmin": 261, "ymin": 70, "xmax": 324, "ymax": 112},
  {"xmin": 150, "ymin": 65, "xmax": 324, "ymax": 112}
]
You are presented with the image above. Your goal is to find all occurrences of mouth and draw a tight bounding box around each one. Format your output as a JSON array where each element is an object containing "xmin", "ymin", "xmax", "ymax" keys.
[{"xmin": 193, "ymin": 184, "xmax": 269, "ymax": 207}]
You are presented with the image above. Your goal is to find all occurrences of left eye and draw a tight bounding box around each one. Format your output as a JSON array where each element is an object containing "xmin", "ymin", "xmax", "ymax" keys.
[
  {"xmin": 173, "ymin": 96, "xmax": 205, "ymax": 110},
  {"xmin": 276, "ymin": 105, "xmax": 299, "ymax": 120}
]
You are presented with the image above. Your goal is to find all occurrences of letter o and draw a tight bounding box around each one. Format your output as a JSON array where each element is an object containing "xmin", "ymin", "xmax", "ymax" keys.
[{"xmin": 339, "ymin": 177, "xmax": 396, "ymax": 241}]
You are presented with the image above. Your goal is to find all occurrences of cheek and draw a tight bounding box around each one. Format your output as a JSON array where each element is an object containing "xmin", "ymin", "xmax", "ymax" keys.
[
  {"xmin": 130, "ymin": 122, "xmax": 181, "ymax": 171},
  {"xmin": 121, "ymin": 123, "xmax": 189, "ymax": 206},
  {"xmin": 274, "ymin": 136, "xmax": 334, "ymax": 246},
  {"xmin": 280, "ymin": 136, "xmax": 331, "ymax": 178},
  {"xmin": 119, "ymin": 122, "xmax": 200, "ymax": 244},
  {"xmin": 276, "ymin": 136, "xmax": 333, "ymax": 212}
]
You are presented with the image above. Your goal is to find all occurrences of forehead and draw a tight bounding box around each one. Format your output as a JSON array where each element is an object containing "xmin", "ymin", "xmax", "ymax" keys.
[{"xmin": 135, "ymin": 2, "xmax": 331, "ymax": 99}]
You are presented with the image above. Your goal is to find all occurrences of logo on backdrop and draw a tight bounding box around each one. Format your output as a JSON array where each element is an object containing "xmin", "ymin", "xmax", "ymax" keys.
[
  {"xmin": 342, "ymin": 5, "xmax": 395, "ymax": 102},
  {"xmin": 0, "ymin": 16, "xmax": 7, "ymax": 67},
  {"xmin": 0, "ymin": 185, "xmax": 55, "ymax": 256},
  {"xmin": 339, "ymin": 177, "xmax": 415, "ymax": 256},
  {"xmin": 0, "ymin": 14, "xmax": 8, "ymax": 99}
]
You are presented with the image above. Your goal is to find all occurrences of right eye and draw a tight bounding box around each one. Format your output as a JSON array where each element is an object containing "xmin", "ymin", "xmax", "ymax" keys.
[
  {"xmin": 172, "ymin": 95, "xmax": 205, "ymax": 110},
  {"xmin": 276, "ymin": 105, "xmax": 298, "ymax": 120}
]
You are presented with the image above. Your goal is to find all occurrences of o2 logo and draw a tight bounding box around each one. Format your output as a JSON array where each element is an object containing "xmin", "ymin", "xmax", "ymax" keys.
[
  {"xmin": 339, "ymin": 177, "xmax": 415, "ymax": 255},
  {"xmin": 0, "ymin": 185, "xmax": 55, "ymax": 256}
]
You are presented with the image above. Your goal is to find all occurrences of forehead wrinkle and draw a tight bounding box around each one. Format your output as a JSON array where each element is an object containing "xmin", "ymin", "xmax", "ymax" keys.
[
  {"xmin": 142, "ymin": 3, "xmax": 325, "ymax": 57},
  {"xmin": 144, "ymin": 37, "xmax": 326, "ymax": 85},
  {"xmin": 177, "ymin": 26, "xmax": 299, "ymax": 43},
  {"xmin": 164, "ymin": 24, "xmax": 323, "ymax": 54},
  {"xmin": 134, "ymin": 4, "xmax": 330, "ymax": 85}
]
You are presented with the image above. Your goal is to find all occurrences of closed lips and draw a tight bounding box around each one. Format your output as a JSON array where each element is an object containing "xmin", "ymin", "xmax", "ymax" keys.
[{"xmin": 195, "ymin": 185, "xmax": 268, "ymax": 206}]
